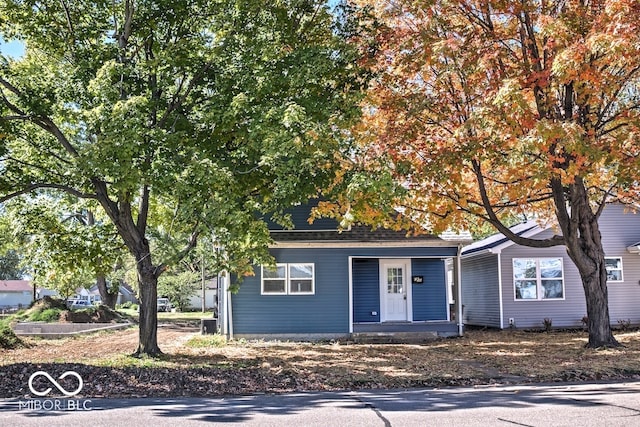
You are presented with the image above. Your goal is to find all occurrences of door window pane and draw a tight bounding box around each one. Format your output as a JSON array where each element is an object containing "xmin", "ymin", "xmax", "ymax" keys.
[{"xmin": 387, "ymin": 267, "xmax": 403, "ymax": 294}]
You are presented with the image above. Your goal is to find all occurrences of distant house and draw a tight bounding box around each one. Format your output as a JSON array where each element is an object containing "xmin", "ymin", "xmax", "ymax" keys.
[
  {"xmin": 36, "ymin": 287, "xmax": 59, "ymax": 299},
  {"xmin": 71, "ymin": 283, "xmax": 139, "ymax": 305},
  {"xmin": 116, "ymin": 283, "xmax": 138, "ymax": 305},
  {"xmin": 461, "ymin": 204, "xmax": 640, "ymax": 329},
  {"xmin": 0, "ymin": 280, "xmax": 33, "ymax": 310},
  {"xmin": 217, "ymin": 200, "xmax": 470, "ymax": 340},
  {"xmin": 186, "ymin": 278, "xmax": 218, "ymax": 311}
]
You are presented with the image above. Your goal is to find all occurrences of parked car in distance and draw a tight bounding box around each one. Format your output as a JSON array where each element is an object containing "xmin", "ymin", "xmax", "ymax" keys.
[
  {"xmin": 67, "ymin": 299, "xmax": 94, "ymax": 310},
  {"xmin": 157, "ymin": 298, "xmax": 172, "ymax": 312}
]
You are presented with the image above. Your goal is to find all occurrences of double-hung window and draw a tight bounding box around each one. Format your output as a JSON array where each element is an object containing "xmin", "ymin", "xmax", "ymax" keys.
[
  {"xmin": 513, "ymin": 258, "xmax": 564, "ymax": 300},
  {"xmin": 261, "ymin": 263, "xmax": 315, "ymax": 295},
  {"xmin": 605, "ymin": 257, "xmax": 623, "ymax": 282}
]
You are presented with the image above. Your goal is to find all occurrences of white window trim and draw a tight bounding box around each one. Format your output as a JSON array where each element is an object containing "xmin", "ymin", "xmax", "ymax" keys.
[
  {"xmin": 287, "ymin": 263, "xmax": 315, "ymax": 295},
  {"xmin": 261, "ymin": 263, "xmax": 315, "ymax": 295},
  {"xmin": 513, "ymin": 258, "xmax": 565, "ymax": 301},
  {"xmin": 605, "ymin": 257, "xmax": 624, "ymax": 283},
  {"xmin": 261, "ymin": 264, "xmax": 287, "ymax": 295}
]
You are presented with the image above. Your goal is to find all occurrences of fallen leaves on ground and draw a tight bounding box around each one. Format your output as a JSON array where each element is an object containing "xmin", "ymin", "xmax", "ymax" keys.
[{"xmin": 1, "ymin": 325, "xmax": 639, "ymax": 398}]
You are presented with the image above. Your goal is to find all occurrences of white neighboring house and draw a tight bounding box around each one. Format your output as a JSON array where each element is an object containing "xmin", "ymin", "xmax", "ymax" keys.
[
  {"xmin": 68, "ymin": 283, "xmax": 139, "ymax": 306},
  {"xmin": 36, "ymin": 287, "xmax": 59, "ymax": 299},
  {"xmin": 70, "ymin": 287, "xmax": 97, "ymax": 303},
  {"xmin": 0, "ymin": 280, "xmax": 33, "ymax": 310},
  {"xmin": 186, "ymin": 278, "xmax": 218, "ymax": 311}
]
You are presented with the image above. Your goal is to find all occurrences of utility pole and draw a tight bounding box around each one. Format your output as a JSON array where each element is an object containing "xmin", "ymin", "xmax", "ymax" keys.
[{"xmin": 201, "ymin": 251, "xmax": 206, "ymax": 313}]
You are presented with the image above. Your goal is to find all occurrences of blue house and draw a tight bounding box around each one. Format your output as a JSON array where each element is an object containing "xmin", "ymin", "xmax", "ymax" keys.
[{"xmin": 218, "ymin": 201, "xmax": 469, "ymax": 340}]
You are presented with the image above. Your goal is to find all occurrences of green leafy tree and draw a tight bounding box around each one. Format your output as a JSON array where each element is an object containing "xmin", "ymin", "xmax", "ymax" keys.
[
  {"xmin": 0, "ymin": 1, "xmax": 366, "ymax": 355},
  {"xmin": 0, "ymin": 208, "xmax": 27, "ymax": 279},
  {"xmin": 5, "ymin": 196, "xmax": 127, "ymax": 306},
  {"xmin": 0, "ymin": 249, "xmax": 25, "ymax": 280},
  {"xmin": 157, "ymin": 271, "xmax": 200, "ymax": 312}
]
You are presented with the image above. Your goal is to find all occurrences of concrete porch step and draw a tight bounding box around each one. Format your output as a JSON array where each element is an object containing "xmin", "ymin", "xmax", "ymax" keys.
[{"xmin": 350, "ymin": 331, "xmax": 440, "ymax": 344}]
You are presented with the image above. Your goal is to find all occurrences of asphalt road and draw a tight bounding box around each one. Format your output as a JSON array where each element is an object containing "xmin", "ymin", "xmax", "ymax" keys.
[{"xmin": 2, "ymin": 381, "xmax": 640, "ymax": 426}]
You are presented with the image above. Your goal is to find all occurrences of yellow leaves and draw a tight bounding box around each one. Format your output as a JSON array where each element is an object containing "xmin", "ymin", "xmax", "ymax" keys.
[
  {"xmin": 551, "ymin": 42, "xmax": 587, "ymax": 83},
  {"xmin": 346, "ymin": 0, "xmax": 640, "ymax": 236}
]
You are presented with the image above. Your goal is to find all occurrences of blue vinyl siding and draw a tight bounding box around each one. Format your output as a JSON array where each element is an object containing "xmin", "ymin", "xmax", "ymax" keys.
[
  {"xmin": 231, "ymin": 246, "xmax": 458, "ymax": 335},
  {"xmin": 352, "ymin": 259, "xmax": 380, "ymax": 322},
  {"xmin": 411, "ymin": 259, "xmax": 448, "ymax": 321},
  {"xmin": 232, "ymin": 248, "xmax": 349, "ymax": 334}
]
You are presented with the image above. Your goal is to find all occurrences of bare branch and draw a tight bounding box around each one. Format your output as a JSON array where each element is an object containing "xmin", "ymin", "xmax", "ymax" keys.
[{"xmin": 59, "ymin": 0, "xmax": 75, "ymax": 36}]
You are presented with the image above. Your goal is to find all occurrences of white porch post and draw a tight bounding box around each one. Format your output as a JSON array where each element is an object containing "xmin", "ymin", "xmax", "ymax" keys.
[{"xmin": 456, "ymin": 244, "xmax": 464, "ymax": 336}]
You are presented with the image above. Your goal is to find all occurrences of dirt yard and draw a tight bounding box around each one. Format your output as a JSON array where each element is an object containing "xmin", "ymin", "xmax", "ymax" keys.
[{"xmin": 1, "ymin": 325, "xmax": 640, "ymax": 398}]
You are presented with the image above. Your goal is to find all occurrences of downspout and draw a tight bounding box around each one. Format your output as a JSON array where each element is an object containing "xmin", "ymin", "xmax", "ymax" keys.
[
  {"xmin": 227, "ymin": 288, "xmax": 234, "ymax": 340},
  {"xmin": 497, "ymin": 252, "xmax": 504, "ymax": 329},
  {"xmin": 456, "ymin": 244, "xmax": 464, "ymax": 337},
  {"xmin": 221, "ymin": 273, "xmax": 228, "ymax": 336}
]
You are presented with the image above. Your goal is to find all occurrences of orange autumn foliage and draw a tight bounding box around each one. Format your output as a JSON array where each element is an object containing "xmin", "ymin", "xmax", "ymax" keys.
[{"xmin": 346, "ymin": 0, "xmax": 640, "ymax": 234}]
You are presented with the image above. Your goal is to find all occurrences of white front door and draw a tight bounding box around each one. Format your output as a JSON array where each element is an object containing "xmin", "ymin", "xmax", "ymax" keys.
[{"xmin": 381, "ymin": 260, "xmax": 409, "ymax": 321}]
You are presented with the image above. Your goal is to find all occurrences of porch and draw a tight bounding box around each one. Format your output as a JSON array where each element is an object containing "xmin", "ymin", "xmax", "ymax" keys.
[{"xmin": 351, "ymin": 321, "xmax": 461, "ymax": 343}]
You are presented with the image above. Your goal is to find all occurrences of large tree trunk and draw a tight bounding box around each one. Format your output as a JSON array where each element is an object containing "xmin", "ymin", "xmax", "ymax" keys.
[
  {"xmin": 577, "ymin": 257, "xmax": 617, "ymax": 348},
  {"xmin": 558, "ymin": 180, "xmax": 620, "ymax": 348},
  {"xmin": 134, "ymin": 252, "xmax": 161, "ymax": 356},
  {"xmin": 96, "ymin": 275, "xmax": 118, "ymax": 308},
  {"xmin": 565, "ymin": 229, "xmax": 619, "ymax": 348},
  {"xmin": 135, "ymin": 255, "xmax": 162, "ymax": 356}
]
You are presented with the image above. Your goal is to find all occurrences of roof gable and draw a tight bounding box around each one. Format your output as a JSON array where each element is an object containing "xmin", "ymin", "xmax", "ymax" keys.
[{"xmin": 462, "ymin": 221, "xmax": 544, "ymax": 256}]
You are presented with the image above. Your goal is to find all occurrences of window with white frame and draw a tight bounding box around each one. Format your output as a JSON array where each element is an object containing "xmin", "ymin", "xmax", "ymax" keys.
[
  {"xmin": 605, "ymin": 257, "xmax": 623, "ymax": 282},
  {"xmin": 513, "ymin": 258, "xmax": 564, "ymax": 300},
  {"xmin": 261, "ymin": 263, "xmax": 315, "ymax": 295}
]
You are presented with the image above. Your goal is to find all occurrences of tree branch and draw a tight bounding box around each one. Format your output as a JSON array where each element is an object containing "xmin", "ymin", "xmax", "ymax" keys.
[
  {"xmin": 0, "ymin": 77, "xmax": 79, "ymax": 157},
  {"xmin": 473, "ymin": 159, "xmax": 565, "ymax": 248},
  {"xmin": 0, "ymin": 183, "xmax": 97, "ymax": 203},
  {"xmin": 137, "ymin": 184, "xmax": 150, "ymax": 234},
  {"xmin": 155, "ymin": 224, "xmax": 200, "ymax": 278}
]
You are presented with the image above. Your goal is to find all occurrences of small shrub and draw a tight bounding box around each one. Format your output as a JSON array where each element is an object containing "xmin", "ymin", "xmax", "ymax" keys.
[
  {"xmin": 617, "ymin": 319, "xmax": 632, "ymax": 331},
  {"xmin": 30, "ymin": 308, "xmax": 63, "ymax": 322},
  {"xmin": 543, "ymin": 317, "xmax": 553, "ymax": 332},
  {"xmin": 0, "ymin": 324, "xmax": 25, "ymax": 349}
]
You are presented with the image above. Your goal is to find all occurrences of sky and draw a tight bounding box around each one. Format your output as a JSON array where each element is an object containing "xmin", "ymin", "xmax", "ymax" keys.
[{"xmin": 0, "ymin": 36, "xmax": 25, "ymax": 58}]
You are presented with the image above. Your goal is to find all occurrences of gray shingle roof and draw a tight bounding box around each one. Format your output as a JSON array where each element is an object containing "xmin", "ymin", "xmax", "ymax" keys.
[{"xmin": 270, "ymin": 224, "xmax": 444, "ymax": 242}]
